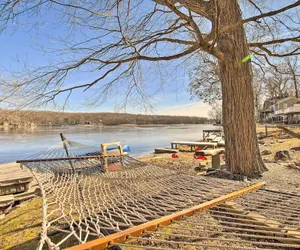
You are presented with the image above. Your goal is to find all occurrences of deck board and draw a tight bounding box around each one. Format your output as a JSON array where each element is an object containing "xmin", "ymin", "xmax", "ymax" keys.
[
  {"xmin": 0, "ymin": 162, "xmax": 32, "ymax": 185},
  {"xmin": 171, "ymin": 141, "xmax": 217, "ymax": 146}
]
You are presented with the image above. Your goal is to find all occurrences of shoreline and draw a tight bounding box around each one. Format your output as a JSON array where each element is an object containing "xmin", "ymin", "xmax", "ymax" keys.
[{"xmin": 0, "ymin": 123, "xmax": 211, "ymax": 129}]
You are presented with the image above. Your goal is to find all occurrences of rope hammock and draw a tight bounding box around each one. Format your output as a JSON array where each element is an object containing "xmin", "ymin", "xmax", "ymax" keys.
[
  {"xmin": 18, "ymin": 136, "xmax": 251, "ymax": 250},
  {"xmin": 113, "ymin": 189, "xmax": 300, "ymax": 250}
]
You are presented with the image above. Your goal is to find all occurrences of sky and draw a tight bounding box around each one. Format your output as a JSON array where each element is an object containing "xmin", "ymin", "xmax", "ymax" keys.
[
  {"xmin": 0, "ymin": 0, "xmax": 293, "ymax": 118},
  {"xmin": 0, "ymin": 1, "xmax": 213, "ymax": 118}
]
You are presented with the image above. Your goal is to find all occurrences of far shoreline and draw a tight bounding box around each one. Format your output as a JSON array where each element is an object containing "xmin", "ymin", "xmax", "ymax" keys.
[{"xmin": 0, "ymin": 123, "xmax": 213, "ymax": 130}]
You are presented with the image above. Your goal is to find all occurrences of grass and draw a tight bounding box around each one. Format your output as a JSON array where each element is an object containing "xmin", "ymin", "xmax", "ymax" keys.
[{"xmin": 0, "ymin": 199, "xmax": 42, "ymax": 250}]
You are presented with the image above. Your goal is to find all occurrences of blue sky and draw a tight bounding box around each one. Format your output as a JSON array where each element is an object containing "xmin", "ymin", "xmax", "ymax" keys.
[
  {"xmin": 0, "ymin": 26, "xmax": 210, "ymax": 116},
  {"xmin": 0, "ymin": 0, "xmax": 294, "ymax": 117},
  {"xmin": 0, "ymin": 1, "xmax": 213, "ymax": 117}
]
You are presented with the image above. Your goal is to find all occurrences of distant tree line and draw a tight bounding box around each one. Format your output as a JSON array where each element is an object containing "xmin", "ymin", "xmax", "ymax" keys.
[{"xmin": 0, "ymin": 110, "xmax": 211, "ymax": 127}]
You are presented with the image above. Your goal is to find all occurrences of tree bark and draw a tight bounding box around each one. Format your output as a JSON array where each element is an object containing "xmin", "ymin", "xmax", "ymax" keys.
[{"xmin": 216, "ymin": 0, "xmax": 267, "ymax": 177}]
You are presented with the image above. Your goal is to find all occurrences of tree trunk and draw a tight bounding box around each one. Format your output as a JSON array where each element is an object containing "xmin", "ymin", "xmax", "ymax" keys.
[{"xmin": 216, "ymin": 0, "xmax": 267, "ymax": 177}]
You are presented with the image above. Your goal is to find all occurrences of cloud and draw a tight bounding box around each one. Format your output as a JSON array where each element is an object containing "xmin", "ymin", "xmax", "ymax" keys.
[{"xmin": 156, "ymin": 102, "xmax": 211, "ymax": 117}]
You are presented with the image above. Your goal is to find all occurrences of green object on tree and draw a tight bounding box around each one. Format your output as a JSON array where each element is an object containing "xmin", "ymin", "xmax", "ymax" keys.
[{"xmin": 242, "ymin": 54, "xmax": 252, "ymax": 63}]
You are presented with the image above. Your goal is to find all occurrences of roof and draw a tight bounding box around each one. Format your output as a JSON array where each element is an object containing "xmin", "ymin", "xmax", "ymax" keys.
[
  {"xmin": 276, "ymin": 97, "xmax": 299, "ymax": 104},
  {"xmin": 261, "ymin": 109, "xmax": 273, "ymax": 113}
]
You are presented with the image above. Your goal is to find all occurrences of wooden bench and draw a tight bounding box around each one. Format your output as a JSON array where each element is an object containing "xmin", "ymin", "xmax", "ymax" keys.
[{"xmin": 195, "ymin": 148, "xmax": 225, "ymax": 169}]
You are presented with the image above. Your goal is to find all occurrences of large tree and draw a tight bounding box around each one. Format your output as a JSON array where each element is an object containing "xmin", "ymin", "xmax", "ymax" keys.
[{"xmin": 1, "ymin": 0, "xmax": 300, "ymax": 177}]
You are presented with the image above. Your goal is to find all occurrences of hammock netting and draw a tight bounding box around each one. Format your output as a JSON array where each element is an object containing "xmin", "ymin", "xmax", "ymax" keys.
[
  {"xmin": 19, "ymin": 138, "xmax": 251, "ymax": 249},
  {"xmin": 24, "ymin": 139, "xmax": 101, "ymax": 160},
  {"xmin": 118, "ymin": 189, "xmax": 300, "ymax": 250}
]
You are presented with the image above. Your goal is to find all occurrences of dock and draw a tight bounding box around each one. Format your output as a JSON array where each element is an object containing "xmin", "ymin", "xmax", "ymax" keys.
[
  {"xmin": 0, "ymin": 162, "xmax": 36, "ymax": 218},
  {"xmin": 171, "ymin": 141, "xmax": 218, "ymax": 150}
]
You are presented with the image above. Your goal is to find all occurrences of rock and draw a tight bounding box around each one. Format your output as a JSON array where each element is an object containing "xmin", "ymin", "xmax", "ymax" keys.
[
  {"xmin": 258, "ymin": 140, "xmax": 265, "ymax": 145},
  {"xmin": 194, "ymin": 166, "xmax": 204, "ymax": 172},
  {"xmin": 290, "ymin": 146, "xmax": 300, "ymax": 151},
  {"xmin": 258, "ymin": 132, "xmax": 265, "ymax": 139},
  {"xmin": 233, "ymin": 174, "xmax": 247, "ymax": 181},
  {"xmin": 261, "ymin": 150, "xmax": 272, "ymax": 155},
  {"xmin": 274, "ymin": 150, "xmax": 291, "ymax": 162},
  {"xmin": 206, "ymin": 169, "xmax": 247, "ymax": 181}
]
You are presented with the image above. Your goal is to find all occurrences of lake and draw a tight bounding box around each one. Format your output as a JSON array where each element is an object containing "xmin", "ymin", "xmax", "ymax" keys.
[{"xmin": 0, "ymin": 124, "xmax": 218, "ymax": 163}]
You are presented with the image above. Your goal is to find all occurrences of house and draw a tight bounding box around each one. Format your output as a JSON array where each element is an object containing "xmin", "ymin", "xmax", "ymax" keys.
[
  {"xmin": 260, "ymin": 96, "xmax": 300, "ymax": 124},
  {"xmin": 272, "ymin": 97, "xmax": 300, "ymax": 115},
  {"xmin": 260, "ymin": 96, "xmax": 282, "ymax": 122}
]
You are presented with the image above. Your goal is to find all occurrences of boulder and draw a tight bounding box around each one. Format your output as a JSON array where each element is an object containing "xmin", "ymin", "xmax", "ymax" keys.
[
  {"xmin": 258, "ymin": 132, "xmax": 265, "ymax": 139},
  {"xmin": 274, "ymin": 150, "xmax": 291, "ymax": 162}
]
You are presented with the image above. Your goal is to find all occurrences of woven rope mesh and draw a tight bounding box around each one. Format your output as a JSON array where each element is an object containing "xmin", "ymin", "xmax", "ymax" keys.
[
  {"xmin": 24, "ymin": 139, "xmax": 101, "ymax": 160},
  {"xmin": 23, "ymin": 157, "xmax": 251, "ymax": 249},
  {"xmin": 19, "ymin": 138, "xmax": 251, "ymax": 249},
  {"xmin": 116, "ymin": 188, "xmax": 300, "ymax": 250}
]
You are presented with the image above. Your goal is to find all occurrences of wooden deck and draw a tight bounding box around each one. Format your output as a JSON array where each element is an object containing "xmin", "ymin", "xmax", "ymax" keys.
[
  {"xmin": 0, "ymin": 162, "xmax": 35, "ymax": 217},
  {"xmin": 0, "ymin": 162, "xmax": 33, "ymax": 195}
]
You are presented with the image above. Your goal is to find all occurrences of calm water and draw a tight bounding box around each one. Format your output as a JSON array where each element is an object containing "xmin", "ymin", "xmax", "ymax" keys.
[{"xmin": 0, "ymin": 124, "xmax": 217, "ymax": 163}]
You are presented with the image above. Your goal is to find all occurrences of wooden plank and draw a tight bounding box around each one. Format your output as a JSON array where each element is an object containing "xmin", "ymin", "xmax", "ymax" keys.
[
  {"xmin": 14, "ymin": 186, "xmax": 39, "ymax": 201},
  {"xmin": 277, "ymin": 125, "xmax": 300, "ymax": 139},
  {"xmin": 171, "ymin": 141, "xmax": 217, "ymax": 146},
  {"xmin": 221, "ymin": 201, "xmax": 300, "ymax": 245},
  {"xmin": 0, "ymin": 162, "xmax": 32, "ymax": 191},
  {"xmin": 0, "ymin": 162, "xmax": 32, "ymax": 183},
  {"xmin": 0, "ymin": 162, "xmax": 33, "ymax": 195},
  {"xmin": 154, "ymin": 148, "xmax": 179, "ymax": 154},
  {"xmin": 196, "ymin": 148, "xmax": 225, "ymax": 156},
  {"xmin": 0, "ymin": 195, "xmax": 14, "ymax": 207},
  {"xmin": 67, "ymin": 182, "xmax": 266, "ymax": 250}
]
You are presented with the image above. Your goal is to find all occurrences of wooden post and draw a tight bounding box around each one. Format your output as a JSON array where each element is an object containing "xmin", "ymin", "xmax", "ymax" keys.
[
  {"xmin": 265, "ymin": 125, "xmax": 268, "ymax": 137},
  {"xmin": 211, "ymin": 155, "xmax": 221, "ymax": 169},
  {"xmin": 101, "ymin": 142, "xmax": 124, "ymax": 172},
  {"xmin": 101, "ymin": 144, "xmax": 108, "ymax": 172},
  {"xmin": 276, "ymin": 129, "xmax": 279, "ymax": 143}
]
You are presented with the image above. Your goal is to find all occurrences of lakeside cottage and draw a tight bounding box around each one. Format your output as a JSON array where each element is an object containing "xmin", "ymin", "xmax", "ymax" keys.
[{"xmin": 260, "ymin": 96, "xmax": 300, "ymax": 124}]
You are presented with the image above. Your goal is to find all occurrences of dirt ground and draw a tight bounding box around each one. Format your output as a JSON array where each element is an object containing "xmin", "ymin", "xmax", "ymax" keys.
[
  {"xmin": 1, "ymin": 124, "xmax": 300, "ymax": 249},
  {"xmin": 141, "ymin": 125, "xmax": 300, "ymax": 192}
]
